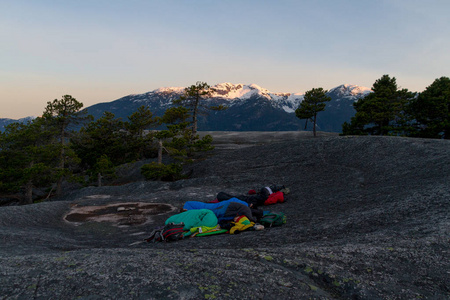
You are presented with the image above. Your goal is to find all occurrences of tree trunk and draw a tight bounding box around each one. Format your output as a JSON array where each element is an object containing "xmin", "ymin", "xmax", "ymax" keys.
[
  {"xmin": 313, "ymin": 114, "xmax": 317, "ymax": 137},
  {"xmin": 445, "ymin": 128, "xmax": 449, "ymax": 139},
  {"xmin": 191, "ymin": 98, "xmax": 199, "ymax": 140},
  {"xmin": 97, "ymin": 173, "xmax": 102, "ymax": 187},
  {"xmin": 56, "ymin": 177, "xmax": 63, "ymax": 196},
  {"xmin": 24, "ymin": 179, "xmax": 33, "ymax": 205},
  {"xmin": 157, "ymin": 139, "xmax": 163, "ymax": 164},
  {"xmin": 56, "ymin": 125, "xmax": 66, "ymax": 196}
]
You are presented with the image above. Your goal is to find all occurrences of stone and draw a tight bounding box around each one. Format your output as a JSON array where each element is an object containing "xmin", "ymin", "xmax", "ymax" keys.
[{"xmin": 0, "ymin": 133, "xmax": 448, "ymax": 299}]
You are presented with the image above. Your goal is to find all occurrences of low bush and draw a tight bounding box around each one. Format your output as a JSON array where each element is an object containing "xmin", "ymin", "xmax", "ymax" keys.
[{"xmin": 141, "ymin": 162, "xmax": 183, "ymax": 181}]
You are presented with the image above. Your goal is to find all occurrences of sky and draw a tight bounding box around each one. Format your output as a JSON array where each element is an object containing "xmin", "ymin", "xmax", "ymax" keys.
[{"xmin": 1, "ymin": 0, "xmax": 449, "ymax": 119}]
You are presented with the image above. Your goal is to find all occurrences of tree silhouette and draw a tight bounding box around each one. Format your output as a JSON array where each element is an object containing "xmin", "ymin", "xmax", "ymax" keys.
[
  {"xmin": 173, "ymin": 81, "xmax": 226, "ymax": 142},
  {"xmin": 342, "ymin": 75, "xmax": 414, "ymax": 136},
  {"xmin": 42, "ymin": 95, "xmax": 90, "ymax": 195},
  {"xmin": 295, "ymin": 87, "xmax": 331, "ymax": 137},
  {"xmin": 409, "ymin": 76, "xmax": 450, "ymax": 139}
]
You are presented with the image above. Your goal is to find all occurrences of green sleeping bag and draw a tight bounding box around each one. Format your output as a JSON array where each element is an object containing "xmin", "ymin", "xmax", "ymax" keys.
[{"xmin": 165, "ymin": 209, "xmax": 218, "ymax": 231}]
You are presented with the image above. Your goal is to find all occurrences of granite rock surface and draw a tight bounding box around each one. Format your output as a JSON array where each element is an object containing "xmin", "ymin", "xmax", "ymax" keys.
[{"xmin": 0, "ymin": 133, "xmax": 449, "ymax": 299}]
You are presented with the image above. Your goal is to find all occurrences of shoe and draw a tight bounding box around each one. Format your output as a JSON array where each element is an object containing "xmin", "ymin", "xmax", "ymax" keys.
[{"xmin": 254, "ymin": 224, "xmax": 264, "ymax": 231}]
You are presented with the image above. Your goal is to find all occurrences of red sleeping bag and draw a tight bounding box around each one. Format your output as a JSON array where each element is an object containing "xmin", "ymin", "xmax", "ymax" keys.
[{"xmin": 264, "ymin": 191, "xmax": 284, "ymax": 205}]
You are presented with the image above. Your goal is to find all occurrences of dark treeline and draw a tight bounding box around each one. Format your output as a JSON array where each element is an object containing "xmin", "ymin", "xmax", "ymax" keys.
[
  {"xmin": 341, "ymin": 75, "xmax": 450, "ymax": 139},
  {"xmin": 0, "ymin": 83, "xmax": 215, "ymax": 205},
  {"xmin": 294, "ymin": 75, "xmax": 450, "ymax": 139}
]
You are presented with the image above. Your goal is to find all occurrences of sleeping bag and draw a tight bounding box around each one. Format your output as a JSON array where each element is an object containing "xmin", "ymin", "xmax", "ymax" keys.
[
  {"xmin": 183, "ymin": 198, "xmax": 254, "ymax": 222},
  {"xmin": 165, "ymin": 209, "xmax": 218, "ymax": 233},
  {"xmin": 264, "ymin": 191, "xmax": 284, "ymax": 205}
]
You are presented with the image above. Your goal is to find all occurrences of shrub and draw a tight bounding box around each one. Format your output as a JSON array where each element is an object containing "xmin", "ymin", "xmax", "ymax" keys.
[{"xmin": 141, "ymin": 162, "xmax": 183, "ymax": 181}]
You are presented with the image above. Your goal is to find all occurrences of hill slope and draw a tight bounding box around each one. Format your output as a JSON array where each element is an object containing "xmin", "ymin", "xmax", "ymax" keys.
[{"xmin": 0, "ymin": 135, "xmax": 448, "ymax": 299}]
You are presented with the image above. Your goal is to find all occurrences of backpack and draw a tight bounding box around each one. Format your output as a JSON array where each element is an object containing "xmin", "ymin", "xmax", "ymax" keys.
[
  {"xmin": 259, "ymin": 212, "xmax": 287, "ymax": 227},
  {"xmin": 145, "ymin": 223, "xmax": 185, "ymax": 242}
]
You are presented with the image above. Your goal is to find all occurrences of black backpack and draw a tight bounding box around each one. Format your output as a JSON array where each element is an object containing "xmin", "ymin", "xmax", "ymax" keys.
[{"xmin": 145, "ymin": 223, "xmax": 185, "ymax": 242}]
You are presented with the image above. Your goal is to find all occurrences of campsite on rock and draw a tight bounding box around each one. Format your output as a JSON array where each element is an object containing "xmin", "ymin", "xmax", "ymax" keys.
[{"xmin": 0, "ymin": 132, "xmax": 449, "ymax": 299}]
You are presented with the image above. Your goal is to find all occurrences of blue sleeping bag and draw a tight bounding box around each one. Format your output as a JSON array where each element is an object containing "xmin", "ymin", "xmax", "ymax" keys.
[{"xmin": 183, "ymin": 198, "xmax": 248, "ymax": 222}]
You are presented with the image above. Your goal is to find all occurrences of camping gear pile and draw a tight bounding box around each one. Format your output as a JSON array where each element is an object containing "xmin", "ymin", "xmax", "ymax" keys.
[{"xmin": 145, "ymin": 184, "xmax": 289, "ymax": 243}]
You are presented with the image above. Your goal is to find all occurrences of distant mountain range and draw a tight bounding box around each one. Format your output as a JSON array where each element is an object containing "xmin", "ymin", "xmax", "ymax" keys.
[
  {"xmin": 0, "ymin": 117, "xmax": 35, "ymax": 132},
  {"xmin": 0, "ymin": 83, "xmax": 372, "ymax": 132}
]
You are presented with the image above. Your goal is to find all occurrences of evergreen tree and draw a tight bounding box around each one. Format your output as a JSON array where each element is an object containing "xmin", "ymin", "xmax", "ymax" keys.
[
  {"xmin": 0, "ymin": 118, "xmax": 58, "ymax": 204},
  {"xmin": 342, "ymin": 75, "xmax": 415, "ymax": 136},
  {"xmin": 409, "ymin": 76, "xmax": 450, "ymax": 139},
  {"xmin": 141, "ymin": 107, "xmax": 190, "ymax": 181},
  {"xmin": 42, "ymin": 95, "xmax": 90, "ymax": 195},
  {"xmin": 125, "ymin": 105, "xmax": 158, "ymax": 159},
  {"xmin": 71, "ymin": 112, "xmax": 131, "ymax": 174},
  {"xmin": 173, "ymin": 81, "xmax": 226, "ymax": 142},
  {"xmin": 295, "ymin": 87, "xmax": 331, "ymax": 137},
  {"xmin": 158, "ymin": 106, "xmax": 214, "ymax": 160},
  {"xmin": 141, "ymin": 106, "xmax": 214, "ymax": 181},
  {"xmin": 92, "ymin": 154, "xmax": 116, "ymax": 187},
  {"xmin": 154, "ymin": 106, "xmax": 191, "ymax": 165},
  {"xmin": 71, "ymin": 108, "xmax": 161, "ymax": 186},
  {"xmin": 126, "ymin": 105, "xmax": 157, "ymax": 137}
]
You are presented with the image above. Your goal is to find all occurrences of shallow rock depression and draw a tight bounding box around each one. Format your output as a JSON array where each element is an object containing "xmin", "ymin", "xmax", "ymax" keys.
[{"xmin": 0, "ymin": 134, "xmax": 449, "ymax": 299}]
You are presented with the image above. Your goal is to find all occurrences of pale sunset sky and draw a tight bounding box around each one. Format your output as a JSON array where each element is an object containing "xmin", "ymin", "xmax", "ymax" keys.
[{"xmin": 1, "ymin": 0, "xmax": 449, "ymax": 118}]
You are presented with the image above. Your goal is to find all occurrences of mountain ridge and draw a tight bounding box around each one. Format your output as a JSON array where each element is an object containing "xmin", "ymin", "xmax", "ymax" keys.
[
  {"xmin": 86, "ymin": 82, "xmax": 372, "ymax": 132},
  {"xmin": 1, "ymin": 83, "xmax": 372, "ymax": 132}
]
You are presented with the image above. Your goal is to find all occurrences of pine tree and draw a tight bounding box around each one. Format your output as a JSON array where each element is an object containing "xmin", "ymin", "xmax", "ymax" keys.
[
  {"xmin": 154, "ymin": 106, "xmax": 191, "ymax": 165},
  {"xmin": 42, "ymin": 95, "xmax": 90, "ymax": 195},
  {"xmin": 92, "ymin": 154, "xmax": 116, "ymax": 187},
  {"xmin": 173, "ymin": 81, "xmax": 226, "ymax": 142},
  {"xmin": 0, "ymin": 118, "xmax": 58, "ymax": 204},
  {"xmin": 72, "ymin": 110, "xmax": 155, "ymax": 185},
  {"xmin": 125, "ymin": 105, "xmax": 158, "ymax": 159},
  {"xmin": 342, "ymin": 75, "xmax": 414, "ymax": 136},
  {"xmin": 409, "ymin": 76, "xmax": 450, "ymax": 139},
  {"xmin": 126, "ymin": 105, "xmax": 157, "ymax": 137},
  {"xmin": 141, "ymin": 105, "xmax": 214, "ymax": 181},
  {"xmin": 140, "ymin": 107, "xmax": 190, "ymax": 181},
  {"xmin": 71, "ymin": 112, "xmax": 130, "ymax": 175},
  {"xmin": 295, "ymin": 87, "xmax": 331, "ymax": 137}
]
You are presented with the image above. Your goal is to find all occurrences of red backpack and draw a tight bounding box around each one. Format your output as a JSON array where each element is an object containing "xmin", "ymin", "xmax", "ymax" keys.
[{"xmin": 145, "ymin": 223, "xmax": 185, "ymax": 242}]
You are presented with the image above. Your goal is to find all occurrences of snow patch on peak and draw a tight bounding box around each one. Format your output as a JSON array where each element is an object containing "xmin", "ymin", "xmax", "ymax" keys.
[
  {"xmin": 248, "ymin": 83, "xmax": 263, "ymax": 90},
  {"xmin": 153, "ymin": 86, "xmax": 185, "ymax": 94},
  {"xmin": 211, "ymin": 82, "xmax": 298, "ymax": 102},
  {"xmin": 329, "ymin": 84, "xmax": 372, "ymax": 97},
  {"xmin": 214, "ymin": 82, "xmax": 243, "ymax": 89},
  {"xmin": 287, "ymin": 93, "xmax": 304, "ymax": 102},
  {"xmin": 142, "ymin": 82, "xmax": 305, "ymax": 104},
  {"xmin": 209, "ymin": 82, "xmax": 305, "ymax": 113},
  {"xmin": 212, "ymin": 83, "xmax": 267, "ymax": 100}
]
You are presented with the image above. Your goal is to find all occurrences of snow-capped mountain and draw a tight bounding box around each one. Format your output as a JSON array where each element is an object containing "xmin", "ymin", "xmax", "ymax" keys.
[
  {"xmin": 210, "ymin": 83, "xmax": 304, "ymax": 114},
  {"xmin": 124, "ymin": 83, "xmax": 304, "ymax": 112},
  {"xmin": 86, "ymin": 82, "xmax": 370, "ymax": 132},
  {"xmin": 1, "ymin": 83, "xmax": 371, "ymax": 133},
  {"xmin": 328, "ymin": 84, "xmax": 372, "ymax": 98}
]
